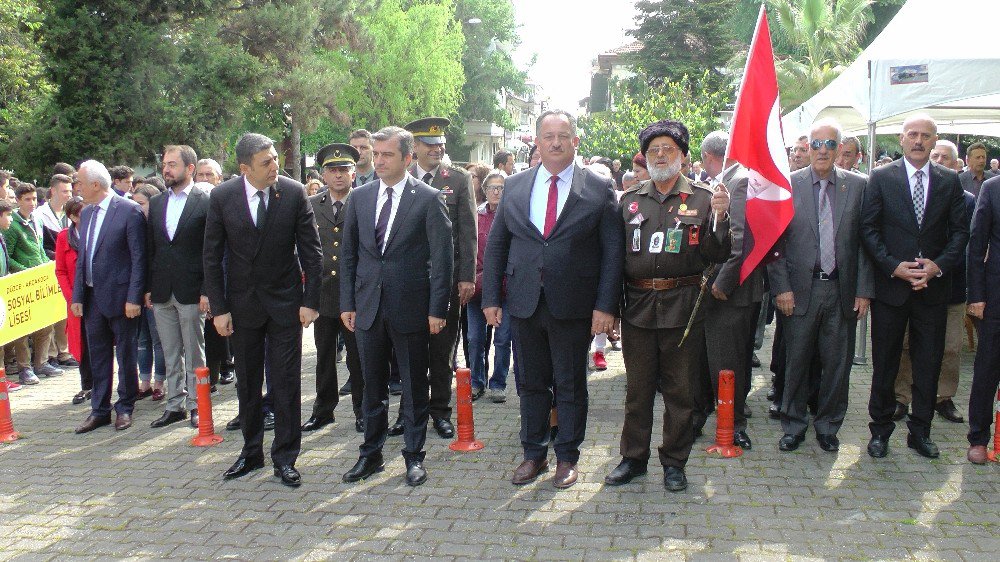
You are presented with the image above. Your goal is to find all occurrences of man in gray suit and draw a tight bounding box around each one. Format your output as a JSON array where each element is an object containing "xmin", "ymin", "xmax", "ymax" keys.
[
  {"xmin": 769, "ymin": 118, "xmax": 873, "ymax": 453},
  {"xmin": 482, "ymin": 109, "xmax": 624, "ymax": 489},
  {"xmin": 340, "ymin": 126, "xmax": 453, "ymax": 487},
  {"xmin": 700, "ymin": 130, "xmax": 766, "ymax": 450}
]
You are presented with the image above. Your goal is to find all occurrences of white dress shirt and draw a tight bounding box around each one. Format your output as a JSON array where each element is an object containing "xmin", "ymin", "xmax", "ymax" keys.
[
  {"xmin": 244, "ymin": 177, "xmax": 270, "ymax": 227},
  {"xmin": 903, "ymin": 158, "xmax": 931, "ymax": 214},
  {"xmin": 529, "ymin": 163, "xmax": 574, "ymax": 234},
  {"xmin": 414, "ymin": 163, "xmax": 438, "ymax": 183},
  {"xmin": 86, "ymin": 192, "xmax": 115, "ymax": 286},
  {"xmin": 165, "ymin": 181, "xmax": 193, "ymax": 240},
  {"xmin": 375, "ymin": 177, "xmax": 406, "ymax": 252}
]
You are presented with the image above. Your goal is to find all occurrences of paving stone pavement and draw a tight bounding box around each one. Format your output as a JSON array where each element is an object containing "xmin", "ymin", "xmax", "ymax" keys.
[{"xmin": 0, "ymin": 323, "xmax": 998, "ymax": 561}]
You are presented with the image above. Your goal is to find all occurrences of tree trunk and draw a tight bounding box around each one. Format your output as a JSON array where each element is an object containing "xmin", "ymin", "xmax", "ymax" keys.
[{"xmin": 289, "ymin": 116, "xmax": 302, "ymax": 182}]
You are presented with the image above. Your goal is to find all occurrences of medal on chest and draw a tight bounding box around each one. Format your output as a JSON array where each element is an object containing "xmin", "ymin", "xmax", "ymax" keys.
[{"xmin": 648, "ymin": 231, "xmax": 664, "ymax": 253}]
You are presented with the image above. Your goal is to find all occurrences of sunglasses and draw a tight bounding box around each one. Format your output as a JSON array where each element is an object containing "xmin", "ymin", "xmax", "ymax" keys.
[{"xmin": 810, "ymin": 139, "xmax": 839, "ymax": 150}]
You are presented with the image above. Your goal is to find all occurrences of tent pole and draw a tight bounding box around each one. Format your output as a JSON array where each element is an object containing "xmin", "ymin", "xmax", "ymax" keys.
[{"xmin": 854, "ymin": 121, "xmax": 877, "ymax": 366}]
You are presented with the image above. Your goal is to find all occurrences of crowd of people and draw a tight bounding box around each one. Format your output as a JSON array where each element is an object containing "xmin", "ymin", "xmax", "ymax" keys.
[{"xmin": 2, "ymin": 108, "xmax": 998, "ymax": 492}]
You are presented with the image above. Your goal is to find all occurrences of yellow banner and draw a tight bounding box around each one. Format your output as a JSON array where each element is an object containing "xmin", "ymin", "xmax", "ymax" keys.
[{"xmin": 0, "ymin": 262, "xmax": 67, "ymax": 346}]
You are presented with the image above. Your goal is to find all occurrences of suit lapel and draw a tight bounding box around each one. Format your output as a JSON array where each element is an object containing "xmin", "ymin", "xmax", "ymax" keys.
[
  {"xmin": 833, "ymin": 168, "xmax": 848, "ymax": 233},
  {"xmin": 315, "ymin": 193, "xmax": 336, "ymax": 226},
  {"xmin": 254, "ymin": 181, "xmax": 284, "ymax": 258},
  {"xmin": 797, "ymin": 172, "xmax": 819, "ymax": 241},
  {"xmin": 547, "ymin": 165, "xmax": 583, "ymax": 239},
  {"xmin": 384, "ymin": 177, "xmax": 416, "ymax": 251},
  {"xmin": 171, "ymin": 188, "xmax": 201, "ymax": 242},
  {"xmin": 519, "ymin": 168, "xmax": 544, "ymax": 239},
  {"xmin": 895, "ymin": 160, "xmax": 921, "ymax": 231},
  {"xmin": 94, "ymin": 196, "xmax": 120, "ymax": 257}
]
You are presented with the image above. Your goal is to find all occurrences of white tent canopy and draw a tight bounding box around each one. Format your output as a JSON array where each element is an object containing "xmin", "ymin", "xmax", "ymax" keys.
[{"xmin": 781, "ymin": 0, "xmax": 1000, "ymax": 142}]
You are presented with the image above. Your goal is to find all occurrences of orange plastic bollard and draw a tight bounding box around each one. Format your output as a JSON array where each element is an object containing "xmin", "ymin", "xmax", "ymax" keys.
[
  {"xmin": 449, "ymin": 367, "xmax": 484, "ymax": 452},
  {"xmin": 191, "ymin": 367, "xmax": 223, "ymax": 447},
  {"xmin": 0, "ymin": 370, "xmax": 20, "ymax": 443},
  {"xmin": 706, "ymin": 370, "xmax": 743, "ymax": 458},
  {"xmin": 989, "ymin": 387, "xmax": 1000, "ymax": 463}
]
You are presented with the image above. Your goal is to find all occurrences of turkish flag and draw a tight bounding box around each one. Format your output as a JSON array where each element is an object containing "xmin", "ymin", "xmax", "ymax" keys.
[{"xmin": 728, "ymin": 5, "xmax": 793, "ymax": 284}]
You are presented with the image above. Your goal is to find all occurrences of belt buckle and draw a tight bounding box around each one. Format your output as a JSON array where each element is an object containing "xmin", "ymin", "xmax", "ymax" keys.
[{"xmin": 818, "ymin": 271, "xmax": 831, "ymax": 281}]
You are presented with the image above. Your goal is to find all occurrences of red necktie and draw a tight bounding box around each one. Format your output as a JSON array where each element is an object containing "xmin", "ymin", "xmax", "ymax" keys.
[{"xmin": 543, "ymin": 175, "xmax": 558, "ymax": 238}]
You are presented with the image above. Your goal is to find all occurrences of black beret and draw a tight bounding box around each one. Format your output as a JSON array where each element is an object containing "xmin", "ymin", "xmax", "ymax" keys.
[{"xmin": 638, "ymin": 120, "xmax": 690, "ymax": 157}]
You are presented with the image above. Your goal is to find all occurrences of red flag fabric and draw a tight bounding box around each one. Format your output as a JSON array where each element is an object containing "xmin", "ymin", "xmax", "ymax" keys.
[{"xmin": 728, "ymin": 5, "xmax": 794, "ymax": 284}]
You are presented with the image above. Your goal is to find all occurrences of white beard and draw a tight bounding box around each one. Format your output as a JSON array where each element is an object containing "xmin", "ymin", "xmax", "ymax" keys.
[{"xmin": 648, "ymin": 159, "xmax": 682, "ymax": 183}]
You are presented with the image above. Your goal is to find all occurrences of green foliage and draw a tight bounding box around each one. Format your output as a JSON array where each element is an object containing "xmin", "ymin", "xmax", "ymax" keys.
[
  {"xmin": 0, "ymin": 0, "xmax": 52, "ymax": 148},
  {"xmin": 578, "ymin": 72, "xmax": 727, "ymax": 166}
]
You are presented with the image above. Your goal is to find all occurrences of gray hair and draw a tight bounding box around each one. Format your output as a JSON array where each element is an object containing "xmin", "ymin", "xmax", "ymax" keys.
[
  {"xmin": 623, "ymin": 171, "xmax": 635, "ymax": 182},
  {"xmin": 842, "ymin": 136, "xmax": 863, "ymax": 154},
  {"xmin": 935, "ymin": 139, "xmax": 959, "ymax": 160},
  {"xmin": 78, "ymin": 160, "xmax": 112, "ymax": 191},
  {"xmin": 196, "ymin": 158, "xmax": 222, "ymax": 177},
  {"xmin": 483, "ymin": 169, "xmax": 507, "ymax": 186},
  {"xmin": 810, "ymin": 118, "xmax": 843, "ymax": 143},
  {"xmin": 535, "ymin": 109, "xmax": 577, "ymax": 136},
  {"xmin": 371, "ymin": 126, "xmax": 414, "ymax": 156},
  {"xmin": 700, "ymin": 130, "xmax": 729, "ymax": 158},
  {"xmin": 235, "ymin": 133, "xmax": 275, "ymax": 166}
]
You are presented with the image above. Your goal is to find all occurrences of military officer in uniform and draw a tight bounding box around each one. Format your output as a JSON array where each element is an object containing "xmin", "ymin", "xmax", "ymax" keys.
[
  {"xmin": 605, "ymin": 120, "xmax": 731, "ymax": 492},
  {"xmin": 302, "ymin": 143, "xmax": 366, "ymax": 434},
  {"xmin": 396, "ymin": 117, "xmax": 477, "ymax": 439}
]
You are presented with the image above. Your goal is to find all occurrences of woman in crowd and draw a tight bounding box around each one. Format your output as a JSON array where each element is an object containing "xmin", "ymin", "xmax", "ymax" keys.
[
  {"xmin": 54, "ymin": 197, "xmax": 93, "ymax": 404},
  {"xmin": 466, "ymin": 163, "xmax": 490, "ymax": 206},
  {"xmin": 528, "ymin": 144, "xmax": 541, "ymax": 168},
  {"xmin": 130, "ymin": 185, "xmax": 167, "ymax": 400},
  {"xmin": 305, "ymin": 179, "xmax": 322, "ymax": 197}
]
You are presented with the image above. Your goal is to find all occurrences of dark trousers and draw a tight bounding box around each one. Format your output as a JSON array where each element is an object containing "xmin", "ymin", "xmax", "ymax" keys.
[
  {"xmin": 312, "ymin": 314, "xmax": 363, "ymax": 420},
  {"xmin": 620, "ymin": 319, "xmax": 702, "ymax": 468},
  {"xmin": 968, "ymin": 317, "xmax": 1000, "ymax": 446},
  {"xmin": 204, "ymin": 317, "xmax": 229, "ymax": 386},
  {"xmin": 356, "ymin": 307, "xmax": 430, "ymax": 463},
  {"xmin": 79, "ymin": 320, "xmax": 93, "ymax": 391},
  {"xmin": 231, "ymin": 318, "xmax": 302, "ymax": 466},
  {"xmin": 770, "ymin": 312, "xmax": 821, "ymax": 407},
  {"xmin": 869, "ymin": 297, "xmax": 947, "ymax": 439},
  {"xmin": 511, "ymin": 296, "xmax": 591, "ymax": 464},
  {"xmin": 428, "ymin": 288, "xmax": 461, "ymax": 420},
  {"xmin": 83, "ymin": 290, "xmax": 139, "ymax": 418},
  {"xmin": 782, "ymin": 281, "xmax": 856, "ymax": 436},
  {"xmin": 703, "ymin": 297, "xmax": 756, "ymax": 432}
]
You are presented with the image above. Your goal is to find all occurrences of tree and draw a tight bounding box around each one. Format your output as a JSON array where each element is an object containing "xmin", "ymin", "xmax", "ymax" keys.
[
  {"xmin": 629, "ymin": 0, "xmax": 739, "ymax": 89},
  {"xmin": 578, "ymin": 72, "xmax": 728, "ymax": 166},
  {"xmin": 0, "ymin": 0, "xmax": 51, "ymax": 149}
]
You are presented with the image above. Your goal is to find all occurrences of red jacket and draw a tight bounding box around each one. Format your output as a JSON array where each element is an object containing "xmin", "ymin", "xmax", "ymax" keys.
[
  {"xmin": 54, "ymin": 228, "xmax": 82, "ymax": 360},
  {"xmin": 474, "ymin": 202, "xmax": 500, "ymax": 299}
]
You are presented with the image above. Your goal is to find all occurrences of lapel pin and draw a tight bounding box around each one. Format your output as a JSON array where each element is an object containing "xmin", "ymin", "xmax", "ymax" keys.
[{"xmin": 410, "ymin": 189, "xmax": 416, "ymax": 193}]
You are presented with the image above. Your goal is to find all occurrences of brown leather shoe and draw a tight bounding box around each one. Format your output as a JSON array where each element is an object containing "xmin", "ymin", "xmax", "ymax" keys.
[
  {"xmin": 74, "ymin": 415, "xmax": 111, "ymax": 434},
  {"xmin": 552, "ymin": 461, "xmax": 578, "ymax": 489},
  {"xmin": 968, "ymin": 445, "xmax": 988, "ymax": 465},
  {"xmin": 511, "ymin": 459, "xmax": 548, "ymax": 485},
  {"xmin": 114, "ymin": 413, "xmax": 133, "ymax": 431}
]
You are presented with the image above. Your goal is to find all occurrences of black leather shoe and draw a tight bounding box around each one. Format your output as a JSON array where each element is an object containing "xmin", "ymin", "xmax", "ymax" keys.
[
  {"xmin": 355, "ymin": 418, "xmax": 365, "ymax": 433},
  {"xmin": 867, "ymin": 435, "xmax": 889, "ymax": 458},
  {"xmin": 343, "ymin": 455, "xmax": 385, "ymax": 482},
  {"xmin": 751, "ymin": 353, "xmax": 761, "ymax": 368},
  {"xmin": 150, "ymin": 410, "xmax": 186, "ymax": 428},
  {"xmin": 219, "ymin": 371, "xmax": 235, "ymax": 385},
  {"xmin": 906, "ymin": 434, "xmax": 940, "ymax": 458},
  {"xmin": 663, "ymin": 466, "xmax": 687, "ymax": 492},
  {"xmin": 471, "ymin": 387, "xmax": 486, "ymax": 401},
  {"xmin": 766, "ymin": 386, "xmax": 777, "ymax": 401},
  {"xmin": 388, "ymin": 381, "xmax": 403, "ymax": 396},
  {"xmin": 274, "ymin": 465, "xmax": 301, "ymax": 487},
  {"xmin": 72, "ymin": 389, "xmax": 92, "ymax": 405},
  {"xmin": 338, "ymin": 381, "xmax": 351, "ymax": 396},
  {"xmin": 778, "ymin": 433, "xmax": 804, "ymax": 451},
  {"xmin": 892, "ymin": 401, "xmax": 907, "ymax": 422},
  {"xmin": 768, "ymin": 401, "xmax": 781, "ymax": 420},
  {"xmin": 223, "ymin": 456, "xmax": 264, "ymax": 480},
  {"xmin": 226, "ymin": 414, "xmax": 241, "ymax": 431},
  {"xmin": 433, "ymin": 417, "xmax": 454, "ymax": 439},
  {"xmin": 405, "ymin": 461, "xmax": 427, "ymax": 486},
  {"xmin": 211, "ymin": 385, "xmax": 217, "ymax": 394},
  {"xmin": 263, "ymin": 412, "xmax": 275, "ymax": 431},
  {"xmin": 733, "ymin": 430, "xmax": 752, "ymax": 450},
  {"xmin": 816, "ymin": 433, "xmax": 840, "ymax": 452},
  {"xmin": 301, "ymin": 415, "xmax": 334, "ymax": 432},
  {"xmin": 387, "ymin": 415, "xmax": 405, "ymax": 436},
  {"xmin": 189, "ymin": 409, "xmax": 199, "ymax": 429},
  {"xmin": 604, "ymin": 458, "xmax": 647, "ymax": 486},
  {"xmin": 935, "ymin": 399, "xmax": 964, "ymax": 423}
]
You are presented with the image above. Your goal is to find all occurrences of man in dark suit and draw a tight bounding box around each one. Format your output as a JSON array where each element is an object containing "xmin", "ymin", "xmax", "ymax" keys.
[
  {"xmin": 302, "ymin": 143, "xmax": 365, "ymax": 434},
  {"xmin": 402, "ymin": 117, "xmax": 477, "ymax": 439},
  {"xmin": 482, "ymin": 110, "xmax": 624, "ymax": 489},
  {"xmin": 71, "ymin": 160, "xmax": 147, "ymax": 433},
  {"xmin": 769, "ymin": 119, "xmax": 873, "ymax": 453},
  {"xmin": 203, "ymin": 133, "xmax": 323, "ymax": 487},
  {"xmin": 958, "ymin": 142, "xmax": 994, "ymax": 198},
  {"xmin": 340, "ymin": 126, "xmax": 453, "ymax": 487},
  {"xmin": 699, "ymin": 130, "xmax": 765, "ymax": 450},
  {"xmin": 860, "ymin": 114, "xmax": 969, "ymax": 459},
  {"xmin": 967, "ymin": 173, "xmax": 1000, "ymax": 464},
  {"xmin": 145, "ymin": 145, "xmax": 210, "ymax": 429}
]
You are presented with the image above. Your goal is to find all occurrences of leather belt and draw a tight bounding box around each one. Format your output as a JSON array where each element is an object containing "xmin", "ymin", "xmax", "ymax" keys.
[{"xmin": 628, "ymin": 275, "xmax": 702, "ymax": 291}]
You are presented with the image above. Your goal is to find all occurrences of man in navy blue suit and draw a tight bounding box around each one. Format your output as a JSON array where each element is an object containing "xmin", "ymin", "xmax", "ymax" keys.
[{"xmin": 71, "ymin": 160, "xmax": 147, "ymax": 433}]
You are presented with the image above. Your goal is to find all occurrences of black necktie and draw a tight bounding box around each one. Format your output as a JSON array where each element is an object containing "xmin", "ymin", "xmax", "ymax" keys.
[
  {"xmin": 256, "ymin": 190, "xmax": 267, "ymax": 229},
  {"xmin": 333, "ymin": 200, "xmax": 343, "ymax": 223},
  {"xmin": 422, "ymin": 172, "xmax": 433, "ymax": 185},
  {"xmin": 375, "ymin": 187, "xmax": 393, "ymax": 251}
]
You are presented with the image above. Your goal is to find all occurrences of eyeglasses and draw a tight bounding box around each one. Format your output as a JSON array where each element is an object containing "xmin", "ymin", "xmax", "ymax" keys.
[
  {"xmin": 484, "ymin": 185, "xmax": 503, "ymax": 193},
  {"xmin": 810, "ymin": 139, "xmax": 839, "ymax": 151},
  {"xmin": 646, "ymin": 145, "xmax": 679, "ymax": 156}
]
